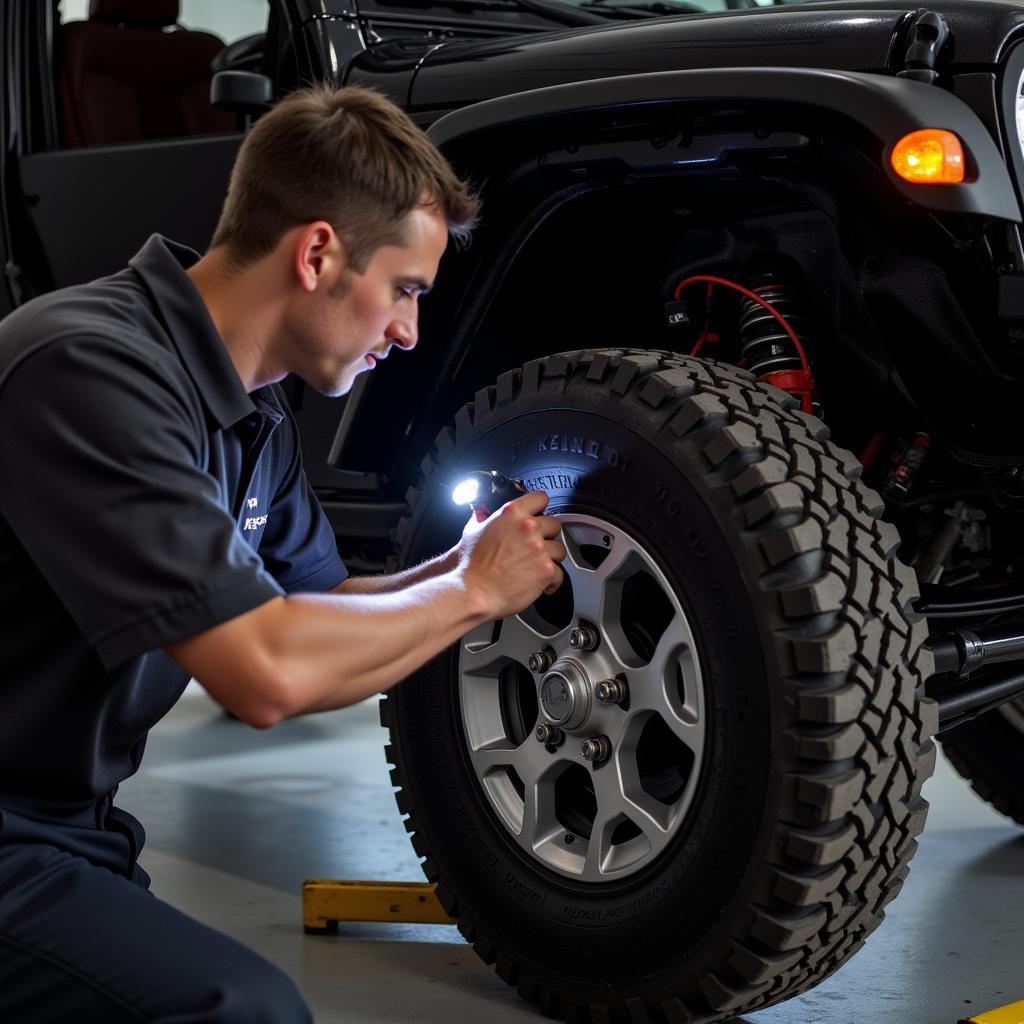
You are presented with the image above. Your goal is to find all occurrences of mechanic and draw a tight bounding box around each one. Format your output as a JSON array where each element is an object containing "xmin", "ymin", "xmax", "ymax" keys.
[{"xmin": 0, "ymin": 84, "xmax": 566, "ymax": 1023}]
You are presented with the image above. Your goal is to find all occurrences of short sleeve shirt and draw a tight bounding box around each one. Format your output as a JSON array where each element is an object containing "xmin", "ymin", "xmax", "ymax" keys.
[{"xmin": 0, "ymin": 235, "xmax": 347, "ymax": 825}]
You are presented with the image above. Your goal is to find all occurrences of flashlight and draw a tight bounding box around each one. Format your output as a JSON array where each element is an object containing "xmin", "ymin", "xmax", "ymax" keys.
[{"xmin": 451, "ymin": 470, "xmax": 527, "ymax": 522}]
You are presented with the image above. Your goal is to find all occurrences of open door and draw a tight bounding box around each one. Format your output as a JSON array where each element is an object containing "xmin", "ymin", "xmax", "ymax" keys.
[{"xmin": 10, "ymin": 0, "xmax": 272, "ymax": 292}]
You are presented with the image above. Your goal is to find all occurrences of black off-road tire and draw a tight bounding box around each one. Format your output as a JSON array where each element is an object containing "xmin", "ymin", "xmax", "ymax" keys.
[
  {"xmin": 940, "ymin": 702, "xmax": 1024, "ymax": 826},
  {"xmin": 381, "ymin": 349, "xmax": 938, "ymax": 1023}
]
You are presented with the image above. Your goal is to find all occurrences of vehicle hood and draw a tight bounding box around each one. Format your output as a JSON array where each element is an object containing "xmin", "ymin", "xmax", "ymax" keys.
[{"xmin": 408, "ymin": 0, "xmax": 1024, "ymax": 114}]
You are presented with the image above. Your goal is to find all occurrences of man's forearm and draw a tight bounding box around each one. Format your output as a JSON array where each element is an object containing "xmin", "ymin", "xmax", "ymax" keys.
[
  {"xmin": 269, "ymin": 571, "xmax": 487, "ymax": 717},
  {"xmin": 169, "ymin": 568, "xmax": 492, "ymax": 727},
  {"xmin": 334, "ymin": 547, "xmax": 459, "ymax": 595}
]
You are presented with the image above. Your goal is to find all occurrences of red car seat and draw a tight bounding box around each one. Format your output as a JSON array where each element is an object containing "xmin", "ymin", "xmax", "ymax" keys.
[{"xmin": 59, "ymin": 0, "xmax": 235, "ymax": 148}]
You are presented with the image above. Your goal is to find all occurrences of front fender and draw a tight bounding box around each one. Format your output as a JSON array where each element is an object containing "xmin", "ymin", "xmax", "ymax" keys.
[{"xmin": 428, "ymin": 66, "xmax": 1021, "ymax": 222}]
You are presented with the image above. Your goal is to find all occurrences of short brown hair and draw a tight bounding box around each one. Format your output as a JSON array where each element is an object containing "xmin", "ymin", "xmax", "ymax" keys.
[{"xmin": 210, "ymin": 84, "xmax": 479, "ymax": 273}]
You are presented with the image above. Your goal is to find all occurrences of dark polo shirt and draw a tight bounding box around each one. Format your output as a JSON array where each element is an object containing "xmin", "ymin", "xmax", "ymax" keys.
[{"xmin": 0, "ymin": 235, "xmax": 347, "ymax": 826}]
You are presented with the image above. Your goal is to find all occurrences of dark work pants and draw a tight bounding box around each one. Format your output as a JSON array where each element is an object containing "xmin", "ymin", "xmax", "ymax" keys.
[{"xmin": 0, "ymin": 806, "xmax": 312, "ymax": 1023}]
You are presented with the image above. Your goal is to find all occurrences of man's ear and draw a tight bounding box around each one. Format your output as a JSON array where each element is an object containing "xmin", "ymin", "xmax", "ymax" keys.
[{"xmin": 293, "ymin": 221, "xmax": 346, "ymax": 293}]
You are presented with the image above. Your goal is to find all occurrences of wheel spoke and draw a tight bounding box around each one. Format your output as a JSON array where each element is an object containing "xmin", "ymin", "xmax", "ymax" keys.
[
  {"xmin": 470, "ymin": 736, "xmax": 550, "ymax": 790},
  {"xmin": 617, "ymin": 701, "xmax": 703, "ymax": 813},
  {"xmin": 560, "ymin": 553, "xmax": 600, "ymax": 623},
  {"xmin": 559, "ymin": 518, "xmax": 636, "ymax": 585},
  {"xmin": 625, "ymin": 793, "xmax": 674, "ymax": 848},
  {"xmin": 584, "ymin": 761, "xmax": 673, "ymax": 877},
  {"xmin": 589, "ymin": 761, "xmax": 633, "ymax": 823},
  {"xmin": 560, "ymin": 523, "xmax": 636, "ymax": 624},
  {"xmin": 583, "ymin": 814, "xmax": 615, "ymax": 877},
  {"xmin": 628, "ymin": 618, "xmax": 703, "ymax": 745},
  {"xmin": 460, "ymin": 614, "xmax": 551, "ymax": 676},
  {"xmin": 468, "ymin": 741, "xmax": 571, "ymax": 844},
  {"xmin": 595, "ymin": 759, "xmax": 671, "ymax": 836},
  {"xmin": 521, "ymin": 759, "xmax": 570, "ymax": 850},
  {"xmin": 591, "ymin": 702, "xmax": 633, "ymax": 753},
  {"xmin": 661, "ymin": 703, "xmax": 704, "ymax": 752},
  {"xmin": 521, "ymin": 770, "xmax": 545, "ymax": 848},
  {"xmin": 588, "ymin": 536, "xmax": 634, "ymax": 585},
  {"xmin": 584, "ymin": 768, "xmax": 632, "ymax": 876}
]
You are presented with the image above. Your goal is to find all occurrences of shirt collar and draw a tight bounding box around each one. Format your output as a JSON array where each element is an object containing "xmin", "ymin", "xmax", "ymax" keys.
[{"xmin": 129, "ymin": 234, "xmax": 256, "ymax": 430}]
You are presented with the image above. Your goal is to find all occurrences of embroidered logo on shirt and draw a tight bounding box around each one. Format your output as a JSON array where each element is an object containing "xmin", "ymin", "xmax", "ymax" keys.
[{"xmin": 243, "ymin": 497, "xmax": 268, "ymax": 531}]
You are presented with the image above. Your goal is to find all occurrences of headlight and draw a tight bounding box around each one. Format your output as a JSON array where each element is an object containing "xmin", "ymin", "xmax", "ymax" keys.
[{"xmin": 1017, "ymin": 68, "xmax": 1024, "ymax": 153}]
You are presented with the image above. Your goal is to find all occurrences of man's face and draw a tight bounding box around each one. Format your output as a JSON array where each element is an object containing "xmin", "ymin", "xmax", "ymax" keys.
[{"xmin": 288, "ymin": 204, "xmax": 449, "ymax": 397}]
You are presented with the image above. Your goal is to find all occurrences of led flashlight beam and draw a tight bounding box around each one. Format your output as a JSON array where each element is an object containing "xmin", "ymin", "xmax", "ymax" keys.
[{"xmin": 451, "ymin": 470, "xmax": 526, "ymax": 522}]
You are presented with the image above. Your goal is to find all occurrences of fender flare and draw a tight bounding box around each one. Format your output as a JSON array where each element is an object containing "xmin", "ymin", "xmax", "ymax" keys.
[{"xmin": 427, "ymin": 66, "xmax": 1021, "ymax": 222}]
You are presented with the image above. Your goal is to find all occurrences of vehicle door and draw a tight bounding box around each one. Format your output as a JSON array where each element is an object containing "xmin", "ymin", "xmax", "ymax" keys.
[{"xmin": 2, "ymin": 0, "xmax": 277, "ymax": 302}]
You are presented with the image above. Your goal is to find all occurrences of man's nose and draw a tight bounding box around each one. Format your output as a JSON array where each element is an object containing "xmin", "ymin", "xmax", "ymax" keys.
[{"xmin": 387, "ymin": 314, "xmax": 418, "ymax": 352}]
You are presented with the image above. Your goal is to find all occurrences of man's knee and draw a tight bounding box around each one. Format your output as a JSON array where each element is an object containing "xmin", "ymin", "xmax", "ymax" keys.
[{"xmin": 195, "ymin": 959, "xmax": 311, "ymax": 1024}]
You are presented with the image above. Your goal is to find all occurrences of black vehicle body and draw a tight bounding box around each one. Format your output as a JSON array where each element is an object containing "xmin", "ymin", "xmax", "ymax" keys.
[
  {"xmin": 4, "ymin": 1, "xmax": 1024, "ymax": 1014},
  {"xmin": 4, "ymin": 1, "xmax": 1024, "ymax": 489}
]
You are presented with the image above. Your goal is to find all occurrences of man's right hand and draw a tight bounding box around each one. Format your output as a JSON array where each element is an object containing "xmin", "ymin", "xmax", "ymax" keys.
[{"xmin": 458, "ymin": 491, "xmax": 567, "ymax": 620}]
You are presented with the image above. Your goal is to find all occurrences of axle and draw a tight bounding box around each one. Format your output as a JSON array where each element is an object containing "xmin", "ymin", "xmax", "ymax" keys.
[{"xmin": 924, "ymin": 622, "xmax": 1024, "ymax": 732}]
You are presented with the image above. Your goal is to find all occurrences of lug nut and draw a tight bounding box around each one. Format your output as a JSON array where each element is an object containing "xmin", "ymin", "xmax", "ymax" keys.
[
  {"xmin": 528, "ymin": 648, "xmax": 555, "ymax": 673},
  {"xmin": 536, "ymin": 723, "xmax": 564, "ymax": 746},
  {"xmin": 568, "ymin": 625, "xmax": 599, "ymax": 651},
  {"xmin": 595, "ymin": 678, "xmax": 627, "ymax": 705},
  {"xmin": 580, "ymin": 735, "xmax": 611, "ymax": 764}
]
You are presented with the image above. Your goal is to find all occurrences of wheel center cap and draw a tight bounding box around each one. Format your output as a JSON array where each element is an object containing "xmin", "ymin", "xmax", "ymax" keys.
[{"xmin": 540, "ymin": 658, "xmax": 592, "ymax": 730}]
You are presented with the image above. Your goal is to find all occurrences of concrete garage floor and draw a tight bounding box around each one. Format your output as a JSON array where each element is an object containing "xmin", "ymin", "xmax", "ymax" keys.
[{"xmin": 117, "ymin": 685, "xmax": 1024, "ymax": 1024}]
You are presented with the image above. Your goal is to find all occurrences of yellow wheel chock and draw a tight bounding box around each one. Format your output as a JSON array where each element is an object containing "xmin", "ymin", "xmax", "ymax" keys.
[
  {"xmin": 961, "ymin": 999, "xmax": 1024, "ymax": 1024},
  {"xmin": 302, "ymin": 879, "xmax": 456, "ymax": 933}
]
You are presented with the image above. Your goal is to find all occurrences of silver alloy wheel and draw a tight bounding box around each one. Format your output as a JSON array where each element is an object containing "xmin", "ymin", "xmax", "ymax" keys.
[{"xmin": 458, "ymin": 513, "xmax": 706, "ymax": 882}]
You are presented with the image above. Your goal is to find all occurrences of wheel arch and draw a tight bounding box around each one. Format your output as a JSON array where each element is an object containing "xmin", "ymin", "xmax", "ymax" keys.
[{"xmin": 430, "ymin": 66, "xmax": 1020, "ymax": 222}]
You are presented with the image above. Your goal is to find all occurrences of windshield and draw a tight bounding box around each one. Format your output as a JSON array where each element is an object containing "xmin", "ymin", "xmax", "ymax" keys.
[{"xmin": 577, "ymin": 0, "xmax": 819, "ymax": 9}]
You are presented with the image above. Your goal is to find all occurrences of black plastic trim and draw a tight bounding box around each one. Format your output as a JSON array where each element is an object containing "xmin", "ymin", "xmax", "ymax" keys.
[
  {"xmin": 428, "ymin": 66, "xmax": 1021, "ymax": 222},
  {"xmin": 322, "ymin": 499, "xmax": 407, "ymax": 538}
]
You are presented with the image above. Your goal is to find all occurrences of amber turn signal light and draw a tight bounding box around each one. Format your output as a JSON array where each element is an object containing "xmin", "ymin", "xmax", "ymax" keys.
[{"xmin": 891, "ymin": 129, "xmax": 965, "ymax": 184}]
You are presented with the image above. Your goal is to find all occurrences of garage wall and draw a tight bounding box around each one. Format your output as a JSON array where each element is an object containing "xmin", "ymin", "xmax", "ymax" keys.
[{"xmin": 58, "ymin": 0, "xmax": 268, "ymax": 44}]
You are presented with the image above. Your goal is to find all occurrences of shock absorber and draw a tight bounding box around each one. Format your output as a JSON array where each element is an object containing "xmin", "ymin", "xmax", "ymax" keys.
[
  {"xmin": 670, "ymin": 267, "xmax": 818, "ymax": 413},
  {"xmin": 738, "ymin": 271, "xmax": 816, "ymax": 414}
]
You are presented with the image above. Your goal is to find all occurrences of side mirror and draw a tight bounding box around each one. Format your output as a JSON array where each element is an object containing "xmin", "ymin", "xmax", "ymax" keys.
[
  {"xmin": 212, "ymin": 33, "xmax": 266, "ymax": 75},
  {"xmin": 211, "ymin": 70, "xmax": 273, "ymax": 116}
]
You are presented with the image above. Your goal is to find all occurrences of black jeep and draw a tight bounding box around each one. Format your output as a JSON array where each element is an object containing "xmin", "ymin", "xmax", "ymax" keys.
[{"xmin": 3, "ymin": 1, "xmax": 1024, "ymax": 1021}]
